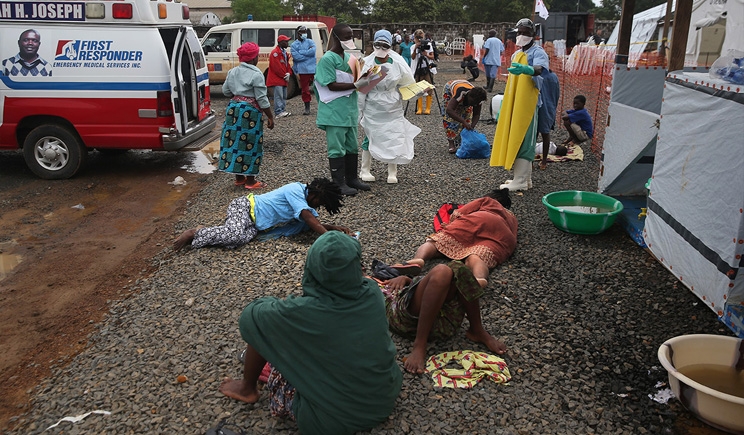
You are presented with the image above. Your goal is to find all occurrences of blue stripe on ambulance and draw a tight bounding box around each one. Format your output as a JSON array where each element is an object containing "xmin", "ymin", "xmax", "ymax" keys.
[{"xmin": 0, "ymin": 76, "xmax": 170, "ymax": 91}]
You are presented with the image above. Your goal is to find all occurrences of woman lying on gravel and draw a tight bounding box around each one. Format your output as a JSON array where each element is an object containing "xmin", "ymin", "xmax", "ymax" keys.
[
  {"xmin": 394, "ymin": 188, "xmax": 517, "ymax": 287},
  {"xmin": 173, "ymin": 178, "xmax": 350, "ymax": 250},
  {"xmin": 380, "ymin": 260, "xmax": 508, "ymax": 374},
  {"xmin": 219, "ymin": 231, "xmax": 402, "ymax": 434}
]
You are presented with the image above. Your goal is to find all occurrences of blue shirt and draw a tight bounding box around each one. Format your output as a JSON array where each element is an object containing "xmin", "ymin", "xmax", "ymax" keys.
[
  {"xmin": 567, "ymin": 108, "xmax": 594, "ymax": 138},
  {"xmin": 290, "ymin": 38, "xmax": 317, "ymax": 75},
  {"xmin": 253, "ymin": 183, "xmax": 318, "ymax": 231},
  {"xmin": 482, "ymin": 37, "xmax": 505, "ymax": 66}
]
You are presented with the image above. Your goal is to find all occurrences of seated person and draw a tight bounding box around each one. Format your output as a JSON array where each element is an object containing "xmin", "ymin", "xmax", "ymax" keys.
[
  {"xmin": 561, "ymin": 95, "xmax": 594, "ymax": 146},
  {"xmin": 395, "ymin": 188, "xmax": 517, "ymax": 288},
  {"xmin": 380, "ymin": 260, "xmax": 507, "ymax": 374},
  {"xmin": 442, "ymin": 80, "xmax": 488, "ymax": 154},
  {"xmin": 460, "ymin": 55, "xmax": 480, "ymax": 81},
  {"xmin": 220, "ymin": 231, "xmax": 402, "ymax": 434},
  {"xmin": 173, "ymin": 178, "xmax": 349, "ymax": 250}
]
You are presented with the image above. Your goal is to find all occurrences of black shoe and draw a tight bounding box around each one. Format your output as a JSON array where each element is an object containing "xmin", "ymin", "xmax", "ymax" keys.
[
  {"xmin": 303, "ymin": 102, "xmax": 310, "ymax": 115},
  {"xmin": 329, "ymin": 157, "xmax": 358, "ymax": 196}
]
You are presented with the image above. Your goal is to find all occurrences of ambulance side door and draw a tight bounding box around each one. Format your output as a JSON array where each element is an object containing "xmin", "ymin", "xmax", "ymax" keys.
[{"xmin": 170, "ymin": 26, "xmax": 198, "ymax": 134}]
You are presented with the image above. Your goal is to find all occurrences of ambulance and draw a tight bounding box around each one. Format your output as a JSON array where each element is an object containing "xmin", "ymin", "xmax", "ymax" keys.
[{"xmin": 0, "ymin": 0, "xmax": 216, "ymax": 179}]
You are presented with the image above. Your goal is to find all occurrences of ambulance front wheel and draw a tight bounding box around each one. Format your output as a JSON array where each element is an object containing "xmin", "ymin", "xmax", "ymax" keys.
[{"xmin": 23, "ymin": 125, "xmax": 87, "ymax": 180}]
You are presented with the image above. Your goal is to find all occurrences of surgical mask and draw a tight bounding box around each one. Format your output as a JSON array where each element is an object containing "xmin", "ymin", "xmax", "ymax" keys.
[
  {"xmin": 373, "ymin": 48, "xmax": 390, "ymax": 58},
  {"xmin": 299, "ymin": 33, "xmax": 306, "ymax": 40},
  {"xmin": 516, "ymin": 35, "xmax": 533, "ymax": 47},
  {"xmin": 336, "ymin": 34, "xmax": 356, "ymax": 50}
]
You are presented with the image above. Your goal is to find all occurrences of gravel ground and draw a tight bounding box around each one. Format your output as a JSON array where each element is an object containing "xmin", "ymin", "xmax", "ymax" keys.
[{"xmin": 7, "ymin": 60, "xmax": 733, "ymax": 435}]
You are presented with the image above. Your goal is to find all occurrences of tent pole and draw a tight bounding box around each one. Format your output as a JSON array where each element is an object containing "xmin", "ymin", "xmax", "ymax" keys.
[
  {"xmin": 659, "ymin": 0, "xmax": 674, "ymax": 65},
  {"xmin": 669, "ymin": 0, "xmax": 692, "ymax": 71},
  {"xmin": 616, "ymin": 0, "xmax": 636, "ymax": 65}
]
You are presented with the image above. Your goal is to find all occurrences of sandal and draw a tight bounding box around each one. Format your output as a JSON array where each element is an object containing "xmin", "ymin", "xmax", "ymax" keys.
[
  {"xmin": 391, "ymin": 263, "xmax": 422, "ymax": 277},
  {"xmin": 244, "ymin": 181, "xmax": 267, "ymax": 190},
  {"xmin": 538, "ymin": 162, "xmax": 548, "ymax": 170},
  {"xmin": 448, "ymin": 145, "xmax": 457, "ymax": 154},
  {"xmin": 234, "ymin": 176, "xmax": 247, "ymax": 186}
]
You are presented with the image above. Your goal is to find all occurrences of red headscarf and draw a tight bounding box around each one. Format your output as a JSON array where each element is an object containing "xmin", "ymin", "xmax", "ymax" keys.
[{"xmin": 237, "ymin": 42, "xmax": 259, "ymax": 63}]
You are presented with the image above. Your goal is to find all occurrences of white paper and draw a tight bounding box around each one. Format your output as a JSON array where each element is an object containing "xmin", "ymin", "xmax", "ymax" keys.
[
  {"xmin": 46, "ymin": 410, "xmax": 111, "ymax": 430},
  {"xmin": 314, "ymin": 70, "xmax": 356, "ymax": 104}
]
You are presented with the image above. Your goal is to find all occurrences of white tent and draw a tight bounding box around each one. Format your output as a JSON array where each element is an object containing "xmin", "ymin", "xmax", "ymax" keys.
[
  {"xmin": 643, "ymin": 71, "xmax": 744, "ymax": 338},
  {"xmin": 605, "ymin": 0, "xmax": 727, "ymax": 67}
]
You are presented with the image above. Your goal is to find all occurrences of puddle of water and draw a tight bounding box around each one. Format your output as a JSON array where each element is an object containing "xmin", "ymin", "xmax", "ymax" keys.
[
  {"xmin": 183, "ymin": 141, "xmax": 219, "ymax": 174},
  {"xmin": 0, "ymin": 240, "xmax": 22, "ymax": 281}
]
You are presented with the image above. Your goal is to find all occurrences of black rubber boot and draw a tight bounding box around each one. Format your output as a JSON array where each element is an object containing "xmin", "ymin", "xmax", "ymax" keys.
[
  {"xmin": 329, "ymin": 157, "xmax": 357, "ymax": 196},
  {"xmin": 303, "ymin": 102, "xmax": 310, "ymax": 115},
  {"xmin": 486, "ymin": 78, "xmax": 494, "ymax": 92},
  {"xmin": 344, "ymin": 154, "xmax": 370, "ymax": 191}
]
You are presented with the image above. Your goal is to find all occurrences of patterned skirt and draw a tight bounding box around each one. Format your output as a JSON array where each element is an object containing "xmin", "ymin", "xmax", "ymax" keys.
[
  {"xmin": 219, "ymin": 98, "xmax": 264, "ymax": 175},
  {"xmin": 267, "ymin": 364, "xmax": 296, "ymax": 421}
]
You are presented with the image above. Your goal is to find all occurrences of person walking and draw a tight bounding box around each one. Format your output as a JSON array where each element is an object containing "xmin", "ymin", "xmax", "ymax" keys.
[
  {"xmin": 267, "ymin": 34, "xmax": 292, "ymax": 118},
  {"xmin": 314, "ymin": 23, "xmax": 373, "ymax": 196},
  {"xmin": 482, "ymin": 29, "xmax": 505, "ymax": 92},
  {"xmin": 358, "ymin": 30, "xmax": 421, "ymax": 184},
  {"xmin": 399, "ymin": 34, "xmax": 413, "ymax": 67},
  {"xmin": 218, "ymin": 42, "xmax": 274, "ymax": 189},
  {"xmin": 290, "ymin": 25, "xmax": 317, "ymax": 116}
]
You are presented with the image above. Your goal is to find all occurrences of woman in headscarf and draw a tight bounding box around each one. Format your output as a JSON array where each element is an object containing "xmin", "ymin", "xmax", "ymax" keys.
[
  {"xmin": 219, "ymin": 231, "xmax": 402, "ymax": 435},
  {"xmin": 219, "ymin": 42, "xmax": 274, "ymax": 189},
  {"xmin": 358, "ymin": 29, "xmax": 421, "ymax": 184}
]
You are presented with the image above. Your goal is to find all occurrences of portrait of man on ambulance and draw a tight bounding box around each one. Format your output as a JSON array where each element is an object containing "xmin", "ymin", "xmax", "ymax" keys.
[{"xmin": 2, "ymin": 29, "xmax": 53, "ymax": 77}]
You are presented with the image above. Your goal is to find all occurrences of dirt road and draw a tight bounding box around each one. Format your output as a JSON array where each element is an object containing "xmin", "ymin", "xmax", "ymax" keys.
[{"xmin": 0, "ymin": 147, "xmax": 216, "ymax": 428}]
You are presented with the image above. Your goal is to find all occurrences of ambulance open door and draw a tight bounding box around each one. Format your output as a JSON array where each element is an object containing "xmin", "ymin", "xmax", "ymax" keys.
[{"xmin": 169, "ymin": 26, "xmax": 201, "ymax": 135}]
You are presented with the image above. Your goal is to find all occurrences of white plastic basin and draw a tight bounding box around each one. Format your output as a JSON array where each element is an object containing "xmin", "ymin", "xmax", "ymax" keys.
[{"xmin": 658, "ymin": 334, "xmax": 744, "ymax": 434}]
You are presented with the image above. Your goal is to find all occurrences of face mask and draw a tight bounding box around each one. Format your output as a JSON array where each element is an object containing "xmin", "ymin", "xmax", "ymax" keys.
[
  {"xmin": 299, "ymin": 33, "xmax": 306, "ymax": 40},
  {"xmin": 373, "ymin": 48, "xmax": 390, "ymax": 58},
  {"xmin": 335, "ymin": 33, "xmax": 356, "ymax": 50},
  {"xmin": 516, "ymin": 35, "xmax": 533, "ymax": 47}
]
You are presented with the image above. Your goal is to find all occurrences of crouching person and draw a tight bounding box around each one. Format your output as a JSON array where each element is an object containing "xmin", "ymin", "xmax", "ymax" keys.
[
  {"xmin": 220, "ymin": 231, "xmax": 402, "ymax": 434},
  {"xmin": 381, "ymin": 261, "xmax": 507, "ymax": 374}
]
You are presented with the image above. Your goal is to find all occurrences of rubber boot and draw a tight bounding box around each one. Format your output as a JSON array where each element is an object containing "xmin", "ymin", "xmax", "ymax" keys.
[
  {"xmin": 360, "ymin": 150, "xmax": 376, "ymax": 182},
  {"xmin": 329, "ymin": 157, "xmax": 357, "ymax": 196},
  {"xmin": 500, "ymin": 158, "xmax": 530, "ymax": 191},
  {"xmin": 387, "ymin": 163, "xmax": 398, "ymax": 184},
  {"xmin": 504, "ymin": 160, "xmax": 533, "ymax": 188},
  {"xmin": 303, "ymin": 102, "xmax": 310, "ymax": 115},
  {"xmin": 486, "ymin": 78, "xmax": 494, "ymax": 92},
  {"xmin": 424, "ymin": 95, "xmax": 432, "ymax": 115},
  {"xmin": 344, "ymin": 154, "xmax": 370, "ymax": 191},
  {"xmin": 416, "ymin": 98, "xmax": 423, "ymax": 115}
]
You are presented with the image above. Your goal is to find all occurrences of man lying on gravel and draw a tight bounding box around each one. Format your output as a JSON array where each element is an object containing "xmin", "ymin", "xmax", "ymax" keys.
[
  {"xmin": 379, "ymin": 260, "xmax": 507, "ymax": 374},
  {"xmin": 219, "ymin": 231, "xmax": 402, "ymax": 434},
  {"xmin": 393, "ymin": 188, "xmax": 517, "ymax": 288},
  {"xmin": 173, "ymin": 178, "xmax": 350, "ymax": 250}
]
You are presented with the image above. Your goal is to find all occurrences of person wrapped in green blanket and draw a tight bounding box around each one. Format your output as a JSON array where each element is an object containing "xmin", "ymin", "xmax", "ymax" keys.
[{"xmin": 219, "ymin": 231, "xmax": 402, "ymax": 435}]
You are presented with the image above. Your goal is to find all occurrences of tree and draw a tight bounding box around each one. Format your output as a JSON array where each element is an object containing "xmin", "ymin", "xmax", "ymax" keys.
[
  {"xmin": 228, "ymin": 0, "xmax": 292, "ymax": 21},
  {"xmin": 287, "ymin": 0, "xmax": 372, "ymax": 22}
]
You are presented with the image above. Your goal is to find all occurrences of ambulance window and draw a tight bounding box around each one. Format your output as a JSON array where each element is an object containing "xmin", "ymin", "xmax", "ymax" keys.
[
  {"xmin": 202, "ymin": 32, "xmax": 231, "ymax": 53},
  {"xmin": 279, "ymin": 29, "xmax": 295, "ymax": 42},
  {"xmin": 240, "ymin": 29, "xmax": 258, "ymax": 45},
  {"xmin": 256, "ymin": 29, "xmax": 274, "ymax": 47}
]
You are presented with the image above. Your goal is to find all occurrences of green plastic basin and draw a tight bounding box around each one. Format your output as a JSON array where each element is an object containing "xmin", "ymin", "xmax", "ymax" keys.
[{"xmin": 542, "ymin": 191, "xmax": 623, "ymax": 235}]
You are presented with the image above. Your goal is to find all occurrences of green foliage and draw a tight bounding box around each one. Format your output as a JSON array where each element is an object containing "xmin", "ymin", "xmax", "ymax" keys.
[
  {"xmin": 548, "ymin": 0, "xmax": 595, "ymax": 12},
  {"xmin": 228, "ymin": 0, "xmax": 292, "ymax": 21},
  {"xmin": 285, "ymin": 0, "xmax": 372, "ymax": 22}
]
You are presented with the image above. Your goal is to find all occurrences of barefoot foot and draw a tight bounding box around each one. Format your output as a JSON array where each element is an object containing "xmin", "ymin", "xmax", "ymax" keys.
[
  {"xmin": 403, "ymin": 347, "xmax": 427, "ymax": 374},
  {"xmin": 219, "ymin": 378, "xmax": 261, "ymax": 403},
  {"xmin": 466, "ymin": 328, "xmax": 507, "ymax": 355}
]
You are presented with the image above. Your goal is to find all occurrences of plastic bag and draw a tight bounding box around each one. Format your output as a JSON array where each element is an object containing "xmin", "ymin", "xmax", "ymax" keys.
[
  {"xmin": 709, "ymin": 50, "xmax": 744, "ymax": 85},
  {"xmin": 456, "ymin": 129, "xmax": 491, "ymax": 159}
]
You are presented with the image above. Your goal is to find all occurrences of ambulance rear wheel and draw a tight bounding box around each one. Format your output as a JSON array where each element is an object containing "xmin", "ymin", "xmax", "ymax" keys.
[{"xmin": 23, "ymin": 125, "xmax": 86, "ymax": 180}]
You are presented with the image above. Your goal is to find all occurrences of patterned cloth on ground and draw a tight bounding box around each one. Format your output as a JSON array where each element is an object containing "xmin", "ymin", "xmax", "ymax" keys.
[
  {"xmin": 426, "ymin": 350, "xmax": 511, "ymax": 388},
  {"xmin": 535, "ymin": 144, "xmax": 584, "ymax": 163}
]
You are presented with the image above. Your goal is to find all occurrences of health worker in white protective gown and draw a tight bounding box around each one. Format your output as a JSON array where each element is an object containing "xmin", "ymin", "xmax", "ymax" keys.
[{"xmin": 358, "ymin": 29, "xmax": 421, "ymax": 184}]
